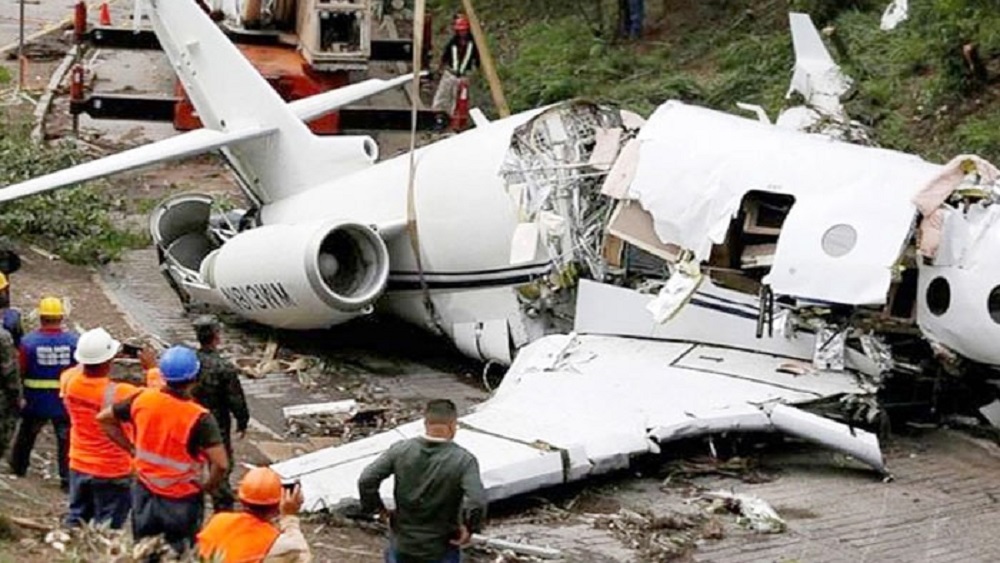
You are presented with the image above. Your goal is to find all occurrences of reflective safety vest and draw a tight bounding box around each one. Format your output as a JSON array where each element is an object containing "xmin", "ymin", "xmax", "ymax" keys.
[
  {"xmin": 21, "ymin": 328, "xmax": 78, "ymax": 418},
  {"xmin": 131, "ymin": 389, "xmax": 208, "ymax": 498},
  {"xmin": 145, "ymin": 367, "xmax": 165, "ymax": 389},
  {"xmin": 449, "ymin": 41, "xmax": 475, "ymax": 75},
  {"xmin": 197, "ymin": 512, "xmax": 280, "ymax": 563},
  {"xmin": 62, "ymin": 366, "xmax": 141, "ymax": 478}
]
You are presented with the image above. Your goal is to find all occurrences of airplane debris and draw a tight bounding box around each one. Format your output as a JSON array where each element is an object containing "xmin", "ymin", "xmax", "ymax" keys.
[
  {"xmin": 702, "ymin": 491, "xmax": 786, "ymax": 534},
  {"xmin": 471, "ymin": 535, "xmax": 563, "ymax": 560},
  {"xmin": 881, "ymin": 0, "xmax": 909, "ymax": 31},
  {"xmin": 283, "ymin": 399, "xmax": 359, "ymax": 419}
]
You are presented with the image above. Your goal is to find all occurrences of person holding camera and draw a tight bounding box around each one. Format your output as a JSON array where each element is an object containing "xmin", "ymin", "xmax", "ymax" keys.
[
  {"xmin": 197, "ymin": 466, "xmax": 312, "ymax": 562},
  {"xmin": 61, "ymin": 327, "xmax": 142, "ymax": 529},
  {"xmin": 10, "ymin": 297, "xmax": 77, "ymax": 490}
]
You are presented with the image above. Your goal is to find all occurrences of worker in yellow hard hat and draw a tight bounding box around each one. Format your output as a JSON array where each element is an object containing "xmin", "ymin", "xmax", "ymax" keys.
[
  {"xmin": 0, "ymin": 273, "xmax": 23, "ymax": 348},
  {"xmin": 9, "ymin": 297, "xmax": 78, "ymax": 490},
  {"xmin": 197, "ymin": 466, "xmax": 311, "ymax": 562}
]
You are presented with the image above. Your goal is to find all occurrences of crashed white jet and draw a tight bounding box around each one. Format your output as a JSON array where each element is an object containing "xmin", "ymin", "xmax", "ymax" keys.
[{"xmin": 2, "ymin": 0, "xmax": 1000, "ymax": 511}]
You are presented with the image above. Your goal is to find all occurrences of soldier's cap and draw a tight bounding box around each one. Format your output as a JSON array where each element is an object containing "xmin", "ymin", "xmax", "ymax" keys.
[{"xmin": 193, "ymin": 315, "xmax": 220, "ymax": 328}]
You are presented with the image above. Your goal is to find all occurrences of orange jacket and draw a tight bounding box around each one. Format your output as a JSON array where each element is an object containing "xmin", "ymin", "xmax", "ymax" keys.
[
  {"xmin": 145, "ymin": 367, "xmax": 165, "ymax": 389},
  {"xmin": 62, "ymin": 366, "xmax": 141, "ymax": 478},
  {"xmin": 131, "ymin": 388, "xmax": 208, "ymax": 498},
  {"xmin": 197, "ymin": 512, "xmax": 280, "ymax": 563}
]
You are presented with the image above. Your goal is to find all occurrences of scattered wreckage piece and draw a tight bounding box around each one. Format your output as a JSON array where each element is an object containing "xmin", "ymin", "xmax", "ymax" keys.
[
  {"xmin": 881, "ymin": 0, "xmax": 910, "ymax": 31},
  {"xmin": 701, "ymin": 491, "xmax": 786, "ymax": 534},
  {"xmin": 272, "ymin": 334, "xmax": 885, "ymax": 513}
]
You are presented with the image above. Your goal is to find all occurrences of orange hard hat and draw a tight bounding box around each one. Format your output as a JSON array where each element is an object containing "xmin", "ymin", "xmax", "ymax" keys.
[
  {"xmin": 237, "ymin": 467, "xmax": 282, "ymax": 506},
  {"xmin": 454, "ymin": 15, "xmax": 470, "ymax": 32}
]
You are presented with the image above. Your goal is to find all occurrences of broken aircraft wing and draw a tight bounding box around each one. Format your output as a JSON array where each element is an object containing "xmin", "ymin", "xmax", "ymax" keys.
[{"xmin": 272, "ymin": 333, "xmax": 884, "ymax": 512}]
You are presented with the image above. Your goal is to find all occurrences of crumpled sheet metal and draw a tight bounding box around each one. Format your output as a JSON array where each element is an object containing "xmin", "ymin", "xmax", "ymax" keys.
[
  {"xmin": 629, "ymin": 100, "xmax": 940, "ymax": 305},
  {"xmin": 786, "ymin": 13, "xmax": 851, "ymax": 118},
  {"xmin": 272, "ymin": 334, "xmax": 884, "ymax": 512}
]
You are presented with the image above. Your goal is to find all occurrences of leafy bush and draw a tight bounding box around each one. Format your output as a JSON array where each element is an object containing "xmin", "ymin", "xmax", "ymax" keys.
[{"xmin": 0, "ymin": 125, "xmax": 148, "ymax": 264}]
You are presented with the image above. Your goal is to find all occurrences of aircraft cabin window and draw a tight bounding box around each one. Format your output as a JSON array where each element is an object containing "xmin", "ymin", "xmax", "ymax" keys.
[
  {"xmin": 821, "ymin": 224, "xmax": 857, "ymax": 258},
  {"xmin": 926, "ymin": 277, "xmax": 951, "ymax": 316},
  {"xmin": 988, "ymin": 286, "xmax": 1000, "ymax": 324}
]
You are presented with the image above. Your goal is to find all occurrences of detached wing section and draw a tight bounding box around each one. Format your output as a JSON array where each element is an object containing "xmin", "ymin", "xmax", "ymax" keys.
[
  {"xmin": 272, "ymin": 334, "xmax": 885, "ymax": 512},
  {"xmin": 0, "ymin": 126, "xmax": 275, "ymax": 203}
]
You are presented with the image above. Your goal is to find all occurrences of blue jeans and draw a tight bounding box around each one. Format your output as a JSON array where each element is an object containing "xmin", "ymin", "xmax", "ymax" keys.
[
  {"xmin": 131, "ymin": 480, "xmax": 204, "ymax": 557},
  {"xmin": 627, "ymin": 0, "xmax": 645, "ymax": 38},
  {"xmin": 65, "ymin": 470, "xmax": 132, "ymax": 529},
  {"xmin": 384, "ymin": 546, "xmax": 461, "ymax": 563}
]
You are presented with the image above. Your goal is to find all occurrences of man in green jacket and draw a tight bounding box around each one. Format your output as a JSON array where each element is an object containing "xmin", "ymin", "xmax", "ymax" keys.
[{"xmin": 358, "ymin": 399, "xmax": 487, "ymax": 563}]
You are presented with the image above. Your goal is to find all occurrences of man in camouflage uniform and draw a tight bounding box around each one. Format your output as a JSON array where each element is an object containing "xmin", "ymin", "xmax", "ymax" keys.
[
  {"xmin": 192, "ymin": 315, "xmax": 249, "ymax": 511},
  {"xmin": 0, "ymin": 325, "xmax": 20, "ymax": 461}
]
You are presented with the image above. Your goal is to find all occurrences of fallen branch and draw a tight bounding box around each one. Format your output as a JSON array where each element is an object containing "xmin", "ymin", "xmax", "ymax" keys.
[
  {"xmin": 8, "ymin": 516, "xmax": 53, "ymax": 532},
  {"xmin": 471, "ymin": 534, "xmax": 562, "ymax": 559}
]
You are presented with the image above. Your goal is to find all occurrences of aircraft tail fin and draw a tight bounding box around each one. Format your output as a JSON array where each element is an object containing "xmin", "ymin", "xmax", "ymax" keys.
[{"xmin": 138, "ymin": 0, "xmax": 377, "ymax": 204}]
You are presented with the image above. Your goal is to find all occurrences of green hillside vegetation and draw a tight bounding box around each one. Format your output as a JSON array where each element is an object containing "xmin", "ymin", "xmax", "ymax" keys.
[{"xmin": 429, "ymin": 0, "xmax": 1000, "ymax": 163}]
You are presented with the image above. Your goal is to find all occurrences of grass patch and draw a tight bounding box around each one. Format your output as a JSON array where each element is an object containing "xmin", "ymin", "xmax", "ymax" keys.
[
  {"xmin": 0, "ymin": 123, "xmax": 149, "ymax": 264},
  {"xmin": 444, "ymin": 0, "xmax": 1000, "ymax": 162}
]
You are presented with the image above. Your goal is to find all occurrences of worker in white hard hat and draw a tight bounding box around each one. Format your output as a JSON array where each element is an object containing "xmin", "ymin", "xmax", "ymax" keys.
[
  {"xmin": 61, "ymin": 327, "xmax": 142, "ymax": 529},
  {"xmin": 9, "ymin": 297, "xmax": 77, "ymax": 490}
]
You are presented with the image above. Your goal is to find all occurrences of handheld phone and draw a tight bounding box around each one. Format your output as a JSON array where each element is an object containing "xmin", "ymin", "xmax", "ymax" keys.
[
  {"xmin": 121, "ymin": 343, "xmax": 142, "ymax": 358},
  {"xmin": 281, "ymin": 480, "xmax": 300, "ymax": 492}
]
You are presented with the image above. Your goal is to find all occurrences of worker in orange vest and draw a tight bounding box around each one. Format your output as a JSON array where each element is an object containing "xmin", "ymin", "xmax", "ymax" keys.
[
  {"xmin": 97, "ymin": 345, "xmax": 229, "ymax": 556},
  {"xmin": 197, "ymin": 466, "xmax": 312, "ymax": 562},
  {"xmin": 61, "ymin": 327, "xmax": 141, "ymax": 529}
]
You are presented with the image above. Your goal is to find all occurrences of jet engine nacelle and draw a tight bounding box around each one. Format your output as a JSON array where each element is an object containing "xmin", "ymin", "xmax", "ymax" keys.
[{"xmin": 203, "ymin": 220, "xmax": 390, "ymax": 329}]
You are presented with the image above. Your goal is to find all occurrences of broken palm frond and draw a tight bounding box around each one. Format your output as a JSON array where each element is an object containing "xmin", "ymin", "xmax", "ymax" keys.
[
  {"xmin": 592, "ymin": 508, "xmax": 706, "ymax": 561},
  {"xmin": 661, "ymin": 456, "xmax": 773, "ymax": 486},
  {"xmin": 700, "ymin": 490, "xmax": 786, "ymax": 534}
]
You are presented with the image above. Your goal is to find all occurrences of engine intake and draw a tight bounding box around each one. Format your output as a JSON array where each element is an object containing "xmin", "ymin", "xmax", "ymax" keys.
[{"xmin": 203, "ymin": 220, "xmax": 390, "ymax": 329}]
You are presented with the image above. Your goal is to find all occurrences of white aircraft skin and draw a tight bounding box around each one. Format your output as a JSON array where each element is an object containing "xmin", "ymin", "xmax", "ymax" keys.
[
  {"xmin": 0, "ymin": 0, "xmax": 997, "ymax": 377},
  {"xmin": 4, "ymin": 0, "xmax": 1000, "ymax": 514}
]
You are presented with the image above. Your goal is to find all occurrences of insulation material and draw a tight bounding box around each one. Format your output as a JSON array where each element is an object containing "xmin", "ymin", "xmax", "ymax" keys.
[
  {"xmin": 630, "ymin": 100, "xmax": 939, "ymax": 305},
  {"xmin": 605, "ymin": 201, "xmax": 682, "ymax": 262},
  {"xmin": 912, "ymin": 154, "xmax": 1000, "ymax": 259},
  {"xmin": 272, "ymin": 334, "xmax": 884, "ymax": 512}
]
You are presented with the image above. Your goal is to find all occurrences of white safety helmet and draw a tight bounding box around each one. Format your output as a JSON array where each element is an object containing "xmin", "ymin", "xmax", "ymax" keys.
[{"xmin": 74, "ymin": 327, "xmax": 121, "ymax": 365}]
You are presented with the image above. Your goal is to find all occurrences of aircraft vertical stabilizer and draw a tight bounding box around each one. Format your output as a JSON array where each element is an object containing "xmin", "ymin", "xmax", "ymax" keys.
[{"xmin": 138, "ymin": 0, "xmax": 378, "ymax": 204}]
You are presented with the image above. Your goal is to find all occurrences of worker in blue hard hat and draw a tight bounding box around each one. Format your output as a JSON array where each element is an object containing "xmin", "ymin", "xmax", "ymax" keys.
[{"xmin": 98, "ymin": 345, "xmax": 229, "ymax": 557}]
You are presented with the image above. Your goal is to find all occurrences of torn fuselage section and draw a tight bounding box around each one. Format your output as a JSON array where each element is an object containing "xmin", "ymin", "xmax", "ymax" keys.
[{"xmin": 498, "ymin": 100, "xmax": 643, "ymax": 325}]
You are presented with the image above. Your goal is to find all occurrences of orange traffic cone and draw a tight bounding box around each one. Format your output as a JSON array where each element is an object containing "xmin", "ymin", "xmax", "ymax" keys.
[{"xmin": 99, "ymin": 2, "xmax": 111, "ymax": 26}]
